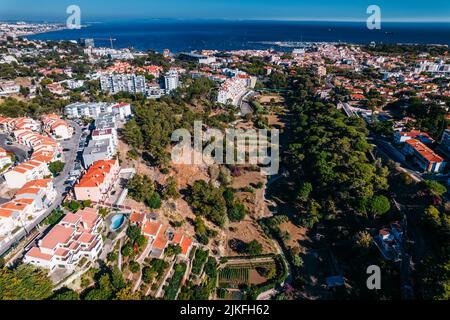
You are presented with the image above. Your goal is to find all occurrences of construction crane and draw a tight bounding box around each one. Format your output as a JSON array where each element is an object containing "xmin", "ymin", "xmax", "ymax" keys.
[{"xmin": 91, "ymin": 37, "xmax": 117, "ymax": 49}]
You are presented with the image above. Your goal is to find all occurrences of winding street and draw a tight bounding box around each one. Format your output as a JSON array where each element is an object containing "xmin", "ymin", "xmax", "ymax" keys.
[{"xmin": 257, "ymin": 174, "xmax": 293, "ymax": 300}]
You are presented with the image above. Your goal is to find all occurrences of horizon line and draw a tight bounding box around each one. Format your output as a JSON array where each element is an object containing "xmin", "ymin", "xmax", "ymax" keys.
[{"xmin": 2, "ymin": 17, "xmax": 450, "ymax": 24}]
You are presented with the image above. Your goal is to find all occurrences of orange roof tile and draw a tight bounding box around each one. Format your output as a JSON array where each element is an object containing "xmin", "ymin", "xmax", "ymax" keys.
[
  {"xmin": 26, "ymin": 247, "xmax": 53, "ymax": 261},
  {"xmin": 15, "ymin": 187, "xmax": 40, "ymax": 196},
  {"xmin": 180, "ymin": 237, "xmax": 193, "ymax": 255},
  {"xmin": 142, "ymin": 220, "xmax": 162, "ymax": 237},
  {"xmin": 405, "ymin": 139, "xmax": 444, "ymax": 163},
  {"xmin": 40, "ymin": 225, "xmax": 74, "ymax": 250},
  {"xmin": 172, "ymin": 232, "xmax": 183, "ymax": 245},
  {"xmin": 0, "ymin": 208, "xmax": 14, "ymax": 218},
  {"xmin": 22, "ymin": 179, "xmax": 52, "ymax": 189},
  {"xmin": 1, "ymin": 202, "xmax": 28, "ymax": 211}
]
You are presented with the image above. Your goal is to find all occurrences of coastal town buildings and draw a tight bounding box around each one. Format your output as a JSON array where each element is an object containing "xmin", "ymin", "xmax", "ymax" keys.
[
  {"xmin": 0, "ymin": 80, "xmax": 20, "ymax": 96},
  {"xmin": 100, "ymin": 74, "xmax": 146, "ymax": 95},
  {"xmin": 131, "ymin": 212, "xmax": 194, "ymax": 259},
  {"xmin": 0, "ymin": 179, "xmax": 56, "ymax": 241},
  {"xmin": 402, "ymin": 139, "xmax": 445, "ymax": 173},
  {"xmin": 440, "ymin": 128, "xmax": 450, "ymax": 152},
  {"xmin": 4, "ymin": 159, "xmax": 50, "ymax": 189},
  {"xmin": 23, "ymin": 207, "xmax": 104, "ymax": 270},
  {"xmin": 164, "ymin": 70, "xmax": 180, "ymax": 93},
  {"xmin": 82, "ymin": 112, "xmax": 120, "ymax": 169},
  {"xmin": 217, "ymin": 76, "xmax": 249, "ymax": 105},
  {"xmin": 64, "ymin": 102, "xmax": 131, "ymax": 121},
  {"xmin": 64, "ymin": 102, "xmax": 112, "ymax": 119},
  {"xmin": 41, "ymin": 114, "xmax": 73, "ymax": 140},
  {"xmin": 74, "ymin": 159, "xmax": 120, "ymax": 203},
  {"xmin": 2, "ymin": 119, "xmax": 62, "ymax": 189},
  {"xmin": 394, "ymin": 130, "xmax": 434, "ymax": 145}
]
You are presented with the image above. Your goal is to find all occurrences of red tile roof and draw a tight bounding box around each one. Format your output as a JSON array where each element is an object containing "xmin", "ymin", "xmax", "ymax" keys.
[
  {"xmin": 142, "ymin": 220, "xmax": 161, "ymax": 237},
  {"xmin": 405, "ymin": 139, "xmax": 444, "ymax": 163}
]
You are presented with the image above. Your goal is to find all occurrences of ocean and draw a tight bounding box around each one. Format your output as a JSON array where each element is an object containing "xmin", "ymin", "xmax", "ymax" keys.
[{"xmin": 28, "ymin": 20, "xmax": 450, "ymax": 52}]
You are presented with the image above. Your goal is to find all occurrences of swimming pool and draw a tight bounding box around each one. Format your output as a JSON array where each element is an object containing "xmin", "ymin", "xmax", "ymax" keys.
[{"xmin": 110, "ymin": 214, "xmax": 125, "ymax": 231}]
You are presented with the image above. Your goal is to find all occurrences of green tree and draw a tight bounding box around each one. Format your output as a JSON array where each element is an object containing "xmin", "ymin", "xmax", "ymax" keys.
[
  {"xmin": 0, "ymin": 265, "xmax": 53, "ymax": 300},
  {"xmin": 227, "ymin": 201, "xmax": 246, "ymax": 222},
  {"xmin": 121, "ymin": 242, "xmax": 134, "ymax": 257},
  {"xmin": 48, "ymin": 161, "xmax": 65, "ymax": 176},
  {"xmin": 110, "ymin": 266, "xmax": 126, "ymax": 291},
  {"xmin": 123, "ymin": 119, "xmax": 144, "ymax": 149},
  {"xmin": 187, "ymin": 180, "xmax": 227, "ymax": 227},
  {"xmin": 126, "ymin": 225, "xmax": 141, "ymax": 242},
  {"xmin": 422, "ymin": 180, "xmax": 447, "ymax": 196},
  {"xmin": 114, "ymin": 286, "xmax": 140, "ymax": 300},
  {"xmin": 129, "ymin": 261, "xmax": 140, "ymax": 274},
  {"xmin": 297, "ymin": 182, "xmax": 313, "ymax": 201},
  {"xmin": 355, "ymin": 230, "xmax": 373, "ymax": 249},
  {"xmin": 63, "ymin": 200, "xmax": 81, "ymax": 212},
  {"xmin": 424, "ymin": 205, "xmax": 441, "ymax": 227},
  {"xmin": 166, "ymin": 244, "xmax": 182, "ymax": 257},
  {"xmin": 51, "ymin": 288, "xmax": 80, "ymax": 300},
  {"xmin": 43, "ymin": 209, "xmax": 64, "ymax": 225},
  {"xmin": 127, "ymin": 175, "xmax": 155, "ymax": 202},
  {"xmin": 146, "ymin": 192, "xmax": 162, "ymax": 209},
  {"xmin": 135, "ymin": 234, "xmax": 148, "ymax": 248},
  {"xmin": 369, "ymin": 195, "xmax": 391, "ymax": 216},
  {"xmin": 245, "ymin": 240, "xmax": 263, "ymax": 255},
  {"xmin": 142, "ymin": 267, "xmax": 154, "ymax": 284},
  {"xmin": 107, "ymin": 252, "xmax": 118, "ymax": 262},
  {"xmin": 163, "ymin": 176, "xmax": 180, "ymax": 199}
]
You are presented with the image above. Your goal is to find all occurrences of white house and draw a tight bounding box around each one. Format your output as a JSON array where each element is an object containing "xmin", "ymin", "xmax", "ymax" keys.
[{"xmin": 3, "ymin": 160, "xmax": 50, "ymax": 189}]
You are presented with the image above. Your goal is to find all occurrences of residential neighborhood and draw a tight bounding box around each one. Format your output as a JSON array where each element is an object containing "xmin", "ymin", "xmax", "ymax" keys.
[{"xmin": 0, "ymin": 14, "xmax": 449, "ymax": 304}]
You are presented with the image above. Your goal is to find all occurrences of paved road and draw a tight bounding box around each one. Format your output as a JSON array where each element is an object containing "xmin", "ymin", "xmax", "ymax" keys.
[
  {"xmin": 53, "ymin": 120, "xmax": 82, "ymax": 195},
  {"xmin": 238, "ymin": 90, "xmax": 254, "ymax": 116},
  {"xmin": 371, "ymin": 136, "xmax": 423, "ymax": 182},
  {"xmin": 0, "ymin": 133, "xmax": 30, "ymax": 162}
]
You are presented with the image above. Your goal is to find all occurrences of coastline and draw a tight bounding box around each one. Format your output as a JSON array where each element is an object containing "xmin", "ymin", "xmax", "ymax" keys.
[{"xmin": 13, "ymin": 20, "xmax": 450, "ymax": 51}]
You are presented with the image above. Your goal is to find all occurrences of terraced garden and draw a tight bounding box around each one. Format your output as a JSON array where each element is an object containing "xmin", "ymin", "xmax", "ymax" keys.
[
  {"xmin": 219, "ymin": 267, "xmax": 250, "ymax": 286},
  {"xmin": 218, "ymin": 260, "xmax": 277, "ymax": 288}
]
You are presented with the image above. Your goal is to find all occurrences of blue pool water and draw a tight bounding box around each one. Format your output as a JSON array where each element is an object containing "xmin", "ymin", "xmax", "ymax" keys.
[{"xmin": 111, "ymin": 214, "xmax": 125, "ymax": 230}]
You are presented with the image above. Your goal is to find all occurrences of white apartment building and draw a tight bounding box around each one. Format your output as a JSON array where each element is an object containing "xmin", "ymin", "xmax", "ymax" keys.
[
  {"xmin": 0, "ymin": 80, "xmax": 20, "ymax": 96},
  {"xmin": 64, "ymin": 102, "xmax": 112, "ymax": 119},
  {"xmin": 217, "ymin": 77, "xmax": 248, "ymax": 105},
  {"xmin": 111, "ymin": 102, "xmax": 132, "ymax": 121},
  {"xmin": 164, "ymin": 70, "xmax": 180, "ymax": 93},
  {"xmin": 100, "ymin": 74, "xmax": 146, "ymax": 94},
  {"xmin": 23, "ymin": 207, "xmax": 104, "ymax": 270},
  {"xmin": 0, "ymin": 179, "xmax": 56, "ymax": 240},
  {"xmin": 3, "ymin": 159, "xmax": 50, "ymax": 189}
]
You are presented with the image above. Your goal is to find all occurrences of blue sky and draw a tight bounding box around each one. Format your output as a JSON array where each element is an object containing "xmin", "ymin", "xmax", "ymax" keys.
[{"xmin": 0, "ymin": 0, "xmax": 449, "ymax": 22}]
